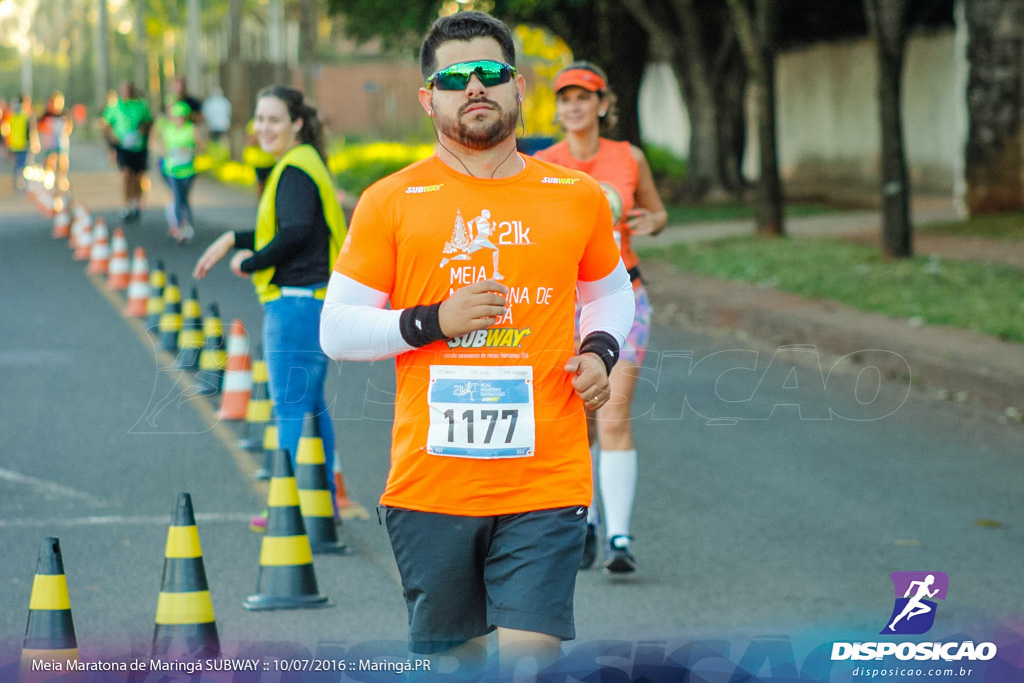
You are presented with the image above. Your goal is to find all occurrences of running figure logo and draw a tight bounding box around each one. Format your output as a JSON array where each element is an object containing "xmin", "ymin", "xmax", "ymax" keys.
[
  {"xmin": 439, "ymin": 209, "xmax": 503, "ymax": 280},
  {"xmin": 881, "ymin": 571, "xmax": 948, "ymax": 635}
]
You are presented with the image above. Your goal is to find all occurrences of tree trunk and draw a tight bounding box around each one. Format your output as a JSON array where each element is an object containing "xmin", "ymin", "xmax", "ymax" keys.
[
  {"xmin": 94, "ymin": 0, "xmax": 110, "ymax": 113},
  {"xmin": 134, "ymin": 0, "xmax": 147, "ymax": 99},
  {"xmin": 962, "ymin": 0, "xmax": 1024, "ymax": 214},
  {"xmin": 623, "ymin": 0, "xmax": 747, "ymax": 199},
  {"xmin": 225, "ymin": 0, "xmax": 247, "ymax": 161},
  {"xmin": 299, "ymin": 0, "xmax": 317, "ymax": 99},
  {"xmin": 728, "ymin": 0, "xmax": 784, "ymax": 235},
  {"xmin": 865, "ymin": 0, "xmax": 913, "ymax": 259}
]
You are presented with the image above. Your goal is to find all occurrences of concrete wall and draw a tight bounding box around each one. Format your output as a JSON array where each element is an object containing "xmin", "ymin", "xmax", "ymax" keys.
[
  {"xmin": 311, "ymin": 62, "xmax": 426, "ymax": 140},
  {"xmin": 638, "ymin": 29, "xmax": 965, "ymax": 201},
  {"xmin": 771, "ymin": 29, "xmax": 961, "ymax": 198}
]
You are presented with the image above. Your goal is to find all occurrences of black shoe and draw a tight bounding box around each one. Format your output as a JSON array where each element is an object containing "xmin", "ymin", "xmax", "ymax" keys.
[
  {"xmin": 122, "ymin": 207, "xmax": 141, "ymax": 223},
  {"xmin": 579, "ymin": 523, "xmax": 598, "ymax": 570},
  {"xmin": 602, "ymin": 535, "xmax": 636, "ymax": 574}
]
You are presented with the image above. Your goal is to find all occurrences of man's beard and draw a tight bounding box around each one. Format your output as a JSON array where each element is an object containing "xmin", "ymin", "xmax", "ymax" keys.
[{"xmin": 437, "ymin": 98, "xmax": 518, "ymax": 151}]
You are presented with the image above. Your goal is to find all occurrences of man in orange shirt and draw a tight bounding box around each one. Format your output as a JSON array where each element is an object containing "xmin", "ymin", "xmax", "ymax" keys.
[{"xmin": 320, "ymin": 10, "xmax": 634, "ymax": 677}]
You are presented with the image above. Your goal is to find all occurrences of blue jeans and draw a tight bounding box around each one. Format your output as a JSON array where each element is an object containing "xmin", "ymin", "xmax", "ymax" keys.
[
  {"xmin": 262, "ymin": 294, "xmax": 335, "ymax": 495},
  {"xmin": 168, "ymin": 175, "xmax": 195, "ymax": 227}
]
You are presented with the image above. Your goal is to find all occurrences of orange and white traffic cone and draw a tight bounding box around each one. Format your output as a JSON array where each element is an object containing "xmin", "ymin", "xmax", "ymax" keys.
[
  {"xmin": 72, "ymin": 217, "xmax": 93, "ymax": 261},
  {"xmin": 106, "ymin": 228, "xmax": 131, "ymax": 290},
  {"xmin": 52, "ymin": 208, "xmax": 71, "ymax": 240},
  {"xmin": 87, "ymin": 218, "xmax": 110, "ymax": 274},
  {"xmin": 68, "ymin": 204, "xmax": 89, "ymax": 251},
  {"xmin": 218, "ymin": 320, "xmax": 252, "ymax": 421},
  {"xmin": 124, "ymin": 247, "xmax": 150, "ymax": 318}
]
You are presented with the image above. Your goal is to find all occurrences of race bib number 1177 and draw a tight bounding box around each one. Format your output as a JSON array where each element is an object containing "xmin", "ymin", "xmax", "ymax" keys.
[{"xmin": 426, "ymin": 365, "xmax": 535, "ymax": 459}]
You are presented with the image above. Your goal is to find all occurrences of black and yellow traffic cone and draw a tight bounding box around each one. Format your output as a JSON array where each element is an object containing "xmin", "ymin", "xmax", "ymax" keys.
[
  {"xmin": 295, "ymin": 413, "xmax": 346, "ymax": 554},
  {"xmin": 193, "ymin": 303, "xmax": 226, "ymax": 397},
  {"xmin": 243, "ymin": 450, "xmax": 330, "ymax": 611},
  {"xmin": 159, "ymin": 274, "xmax": 183, "ymax": 354},
  {"xmin": 238, "ymin": 357, "xmax": 272, "ymax": 451},
  {"xmin": 152, "ymin": 493, "xmax": 220, "ymax": 660},
  {"xmin": 145, "ymin": 260, "xmax": 167, "ymax": 332},
  {"xmin": 253, "ymin": 411, "xmax": 279, "ymax": 481},
  {"xmin": 174, "ymin": 286, "xmax": 203, "ymax": 370},
  {"xmin": 21, "ymin": 537, "xmax": 79, "ymax": 674}
]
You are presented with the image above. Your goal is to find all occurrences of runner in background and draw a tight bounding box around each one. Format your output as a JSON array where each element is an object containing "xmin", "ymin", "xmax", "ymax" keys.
[
  {"xmin": 320, "ymin": 11, "xmax": 634, "ymax": 678},
  {"xmin": 534, "ymin": 61, "xmax": 668, "ymax": 574},
  {"xmin": 2, "ymin": 95, "xmax": 35, "ymax": 194},
  {"xmin": 153, "ymin": 101, "xmax": 203, "ymax": 244},
  {"xmin": 100, "ymin": 81, "xmax": 153, "ymax": 223},
  {"xmin": 37, "ymin": 91, "xmax": 74, "ymax": 191}
]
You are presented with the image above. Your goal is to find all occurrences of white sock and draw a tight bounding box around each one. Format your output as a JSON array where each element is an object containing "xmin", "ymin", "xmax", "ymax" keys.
[
  {"xmin": 599, "ymin": 449, "xmax": 637, "ymax": 540},
  {"xmin": 587, "ymin": 441, "xmax": 601, "ymax": 525}
]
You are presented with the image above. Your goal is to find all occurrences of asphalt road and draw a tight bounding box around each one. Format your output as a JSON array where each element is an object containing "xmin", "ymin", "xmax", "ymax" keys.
[{"xmin": 1, "ymin": 144, "xmax": 1022, "ymax": 681}]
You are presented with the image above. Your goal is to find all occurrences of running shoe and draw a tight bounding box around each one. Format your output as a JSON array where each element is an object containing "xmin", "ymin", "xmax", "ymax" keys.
[
  {"xmin": 249, "ymin": 509, "xmax": 268, "ymax": 533},
  {"xmin": 579, "ymin": 523, "xmax": 598, "ymax": 570},
  {"xmin": 602, "ymin": 535, "xmax": 636, "ymax": 574},
  {"xmin": 177, "ymin": 224, "xmax": 194, "ymax": 245}
]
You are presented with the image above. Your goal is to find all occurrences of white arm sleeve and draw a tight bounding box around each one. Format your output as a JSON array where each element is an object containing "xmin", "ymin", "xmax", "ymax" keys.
[
  {"xmin": 319, "ymin": 273, "xmax": 414, "ymax": 361},
  {"xmin": 577, "ymin": 260, "xmax": 636, "ymax": 348}
]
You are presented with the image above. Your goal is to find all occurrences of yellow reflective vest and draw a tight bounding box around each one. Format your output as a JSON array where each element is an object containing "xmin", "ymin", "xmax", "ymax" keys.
[{"xmin": 252, "ymin": 144, "xmax": 347, "ymax": 304}]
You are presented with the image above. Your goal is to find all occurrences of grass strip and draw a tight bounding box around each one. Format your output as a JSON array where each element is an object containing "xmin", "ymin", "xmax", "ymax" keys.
[{"xmin": 638, "ymin": 235, "xmax": 1024, "ymax": 344}]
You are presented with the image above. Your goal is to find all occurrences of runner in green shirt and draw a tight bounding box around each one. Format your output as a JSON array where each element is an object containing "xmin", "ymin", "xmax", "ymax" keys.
[{"xmin": 100, "ymin": 81, "xmax": 153, "ymax": 223}]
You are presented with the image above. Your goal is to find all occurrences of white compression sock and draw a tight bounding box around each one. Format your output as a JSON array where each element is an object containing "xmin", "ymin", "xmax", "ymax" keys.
[{"xmin": 599, "ymin": 449, "xmax": 637, "ymax": 539}]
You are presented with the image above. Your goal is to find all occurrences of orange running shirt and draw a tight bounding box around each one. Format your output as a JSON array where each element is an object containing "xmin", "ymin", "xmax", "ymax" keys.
[
  {"xmin": 535, "ymin": 139, "xmax": 640, "ymax": 274},
  {"xmin": 334, "ymin": 154, "xmax": 621, "ymax": 515}
]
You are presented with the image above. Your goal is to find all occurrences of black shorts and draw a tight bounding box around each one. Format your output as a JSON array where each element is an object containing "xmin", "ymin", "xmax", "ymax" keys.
[
  {"xmin": 385, "ymin": 505, "xmax": 588, "ymax": 655},
  {"xmin": 116, "ymin": 147, "xmax": 149, "ymax": 172}
]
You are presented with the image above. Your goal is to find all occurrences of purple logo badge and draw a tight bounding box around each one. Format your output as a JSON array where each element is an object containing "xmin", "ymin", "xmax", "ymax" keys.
[{"xmin": 880, "ymin": 571, "xmax": 949, "ymax": 635}]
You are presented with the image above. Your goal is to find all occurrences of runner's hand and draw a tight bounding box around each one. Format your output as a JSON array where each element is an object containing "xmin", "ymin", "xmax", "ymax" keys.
[
  {"xmin": 438, "ymin": 279, "xmax": 509, "ymax": 338},
  {"xmin": 564, "ymin": 353, "xmax": 610, "ymax": 410}
]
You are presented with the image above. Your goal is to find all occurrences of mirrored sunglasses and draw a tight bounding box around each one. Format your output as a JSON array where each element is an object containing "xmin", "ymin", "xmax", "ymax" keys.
[{"xmin": 426, "ymin": 60, "xmax": 517, "ymax": 91}]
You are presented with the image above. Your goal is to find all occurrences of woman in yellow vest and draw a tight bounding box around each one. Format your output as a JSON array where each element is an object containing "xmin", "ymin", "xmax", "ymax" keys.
[{"xmin": 193, "ymin": 85, "xmax": 347, "ymax": 529}]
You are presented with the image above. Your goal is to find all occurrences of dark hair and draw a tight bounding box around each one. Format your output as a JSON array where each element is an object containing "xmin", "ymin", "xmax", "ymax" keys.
[
  {"xmin": 557, "ymin": 60, "xmax": 618, "ymax": 135},
  {"xmin": 419, "ymin": 11, "xmax": 516, "ymax": 80},
  {"xmin": 256, "ymin": 85, "xmax": 327, "ymax": 162}
]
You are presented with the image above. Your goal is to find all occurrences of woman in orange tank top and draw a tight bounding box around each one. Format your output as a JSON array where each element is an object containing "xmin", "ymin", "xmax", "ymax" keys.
[{"xmin": 535, "ymin": 61, "xmax": 668, "ymax": 574}]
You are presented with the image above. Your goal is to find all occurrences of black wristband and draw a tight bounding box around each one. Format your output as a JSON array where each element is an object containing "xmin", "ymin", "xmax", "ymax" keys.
[
  {"xmin": 579, "ymin": 331, "xmax": 620, "ymax": 376},
  {"xmin": 399, "ymin": 303, "xmax": 447, "ymax": 348}
]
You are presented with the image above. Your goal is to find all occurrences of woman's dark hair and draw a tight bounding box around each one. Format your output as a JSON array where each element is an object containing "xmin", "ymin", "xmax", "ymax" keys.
[
  {"xmin": 557, "ymin": 61, "xmax": 619, "ymax": 136},
  {"xmin": 256, "ymin": 85, "xmax": 327, "ymax": 162},
  {"xmin": 419, "ymin": 11, "xmax": 516, "ymax": 80}
]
